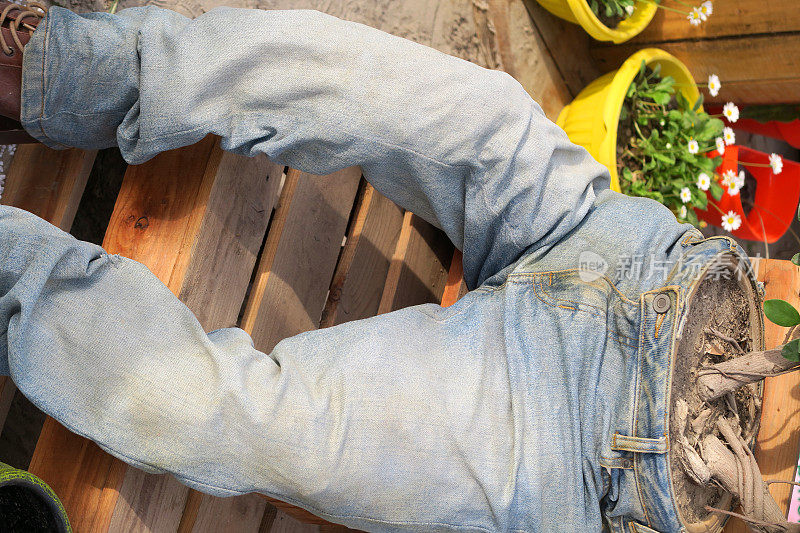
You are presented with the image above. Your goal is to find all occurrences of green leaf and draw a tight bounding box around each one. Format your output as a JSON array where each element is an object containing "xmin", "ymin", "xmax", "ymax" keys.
[
  {"xmin": 652, "ymin": 91, "xmax": 671, "ymax": 105},
  {"xmin": 686, "ymin": 208, "xmax": 699, "ymax": 227},
  {"xmin": 652, "ymin": 152, "xmax": 675, "ymax": 165},
  {"xmin": 622, "ymin": 166, "xmax": 633, "ymax": 181},
  {"xmin": 676, "ymin": 91, "xmax": 690, "ymax": 112},
  {"xmin": 627, "ymin": 82, "xmax": 636, "ymax": 98},
  {"xmin": 652, "ymin": 63, "xmax": 661, "ymax": 78},
  {"xmin": 698, "ymin": 117, "xmax": 724, "ymax": 140},
  {"xmin": 638, "ymin": 60, "xmax": 646, "ymax": 81},
  {"xmin": 782, "ymin": 338, "xmax": 800, "ymax": 362},
  {"xmin": 792, "ymin": 253, "xmax": 800, "ymax": 266},
  {"xmin": 764, "ymin": 299, "xmax": 800, "ymax": 327},
  {"xmin": 710, "ymin": 181, "xmax": 724, "ymax": 201},
  {"xmin": 692, "ymin": 93, "xmax": 704, "ymax": 113},
  {"xmin": 693, "ymin": 190, "xmax": 708, "ymax": 210}
]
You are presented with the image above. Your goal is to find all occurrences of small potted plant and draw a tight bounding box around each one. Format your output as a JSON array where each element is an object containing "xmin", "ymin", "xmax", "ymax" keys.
[
  {"xmin": 557, "ymin": 48, "xmax": 725, "ymax": 225},
  {"xmin": 535, "ymin": 0, "xmax": 712, "ymax": 43}
]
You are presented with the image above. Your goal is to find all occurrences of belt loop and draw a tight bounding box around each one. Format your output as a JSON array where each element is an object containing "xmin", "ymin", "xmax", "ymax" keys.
[{"xmin": 611, "ymin": 432, "xmax": 667, "ymax": 454}]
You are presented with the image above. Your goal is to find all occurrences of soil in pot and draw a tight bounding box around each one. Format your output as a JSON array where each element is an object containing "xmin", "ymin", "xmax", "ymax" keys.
[
  {"xmin": 589, "ymin": 0, "xmax": 628, "ymax": 29},
  {"xmin": 668, "ymin": 255, "xmax": 762, "ymax": 527}
]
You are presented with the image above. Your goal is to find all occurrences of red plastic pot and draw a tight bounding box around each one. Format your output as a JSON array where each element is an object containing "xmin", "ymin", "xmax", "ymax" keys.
[
  {"xmin": 706, "ymin": 105, "xmax": 800, "ymax": 149},
  {"xmin": 695, "ymin": 145, "xmax": 800, "ymax": 242}
]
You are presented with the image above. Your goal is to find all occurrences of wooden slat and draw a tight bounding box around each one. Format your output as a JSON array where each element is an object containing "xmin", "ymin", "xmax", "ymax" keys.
[
  {"xmin": 591, "ymin": 33, "xmax": 800, "ymax": 106},
  {"xmin": 752, "ymin": 260, "xmax": 800, "ymax": 510},
  {"xmin": 183, "ymin": 166, "xmax": 361, "ymax": 529},
  {"xmin": 379, "ymin": 213, "xmax": 452, "ymax": 314},
  {"xmin": 270, "ymin": 510, "xmax": 321, "ymax": 533},
  {"xmin": 473, "ymin": 0, "xmax": 574, "ymax": 119},
  {"xmin": 630, "ymin": 0, "xmax": 800, "ymax": 43},
  {"xmin": 0, "ymin": 146, "xmax": 96, "ymax": 433},
  {"xmin": 1, "ymin": 145, "xmax": 95, "ymax": 227},
  {"xmin": 723, "ymin": 258, "xmax": 800, "ymax": 532},
  {"xmin": 188, "ymin": 493, "xmax": 269, "ymax": 533},
  {"xmin": 27, "ymin": 136, "xmax": 281, "ymax": 532},
  {"xmin": 321, "ymin": 182, "xmax": 403, "ymax": 327},
  {"xmin": 240, "ymin": 167, "xmax": 362, "ymax": 351},
  {"xmin": 521, "ymin": 0, "xmax": 602, "ymax": 98},
  {"xmin": 440, "ymin": 249, "xmax": 467, "ymax": 308}
]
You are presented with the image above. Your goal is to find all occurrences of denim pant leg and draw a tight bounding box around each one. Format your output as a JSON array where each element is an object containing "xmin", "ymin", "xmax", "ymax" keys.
[
  {"xmin": 0, "ymin": 206, "xmax": 526, "ymax": 532},
  {"xmin": 21, "ymin": 5, "xmax": 610, "ymax": 290},
  {"xmin": 9, "ymin": 5, "xmax": 622, "ymax": 531}
]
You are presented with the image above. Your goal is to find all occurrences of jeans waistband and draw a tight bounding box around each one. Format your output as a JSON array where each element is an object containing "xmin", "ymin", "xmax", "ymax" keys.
[{"xmin": 605, "ymin": 233, "xmax": 759, "ymax": 533}]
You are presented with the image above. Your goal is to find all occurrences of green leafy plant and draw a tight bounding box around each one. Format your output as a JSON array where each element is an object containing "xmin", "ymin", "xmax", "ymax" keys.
[
  {"xmin": 587, "ymin": 0, "xmax": 714, "ymax": 27},
  {"xmin": 617, "ymin": 61, "xmax": 725, "ymax": 227},
  {"xmin": 589, "ymin": 0, "xmax": 636, "ymax": 21},
  {"xmin": 763, "ymin": 205, "xmax": 800, "ymax": 361},
  {"xmin": 764, "ymin": 299, "xmax": 800, "ymax": 361}
]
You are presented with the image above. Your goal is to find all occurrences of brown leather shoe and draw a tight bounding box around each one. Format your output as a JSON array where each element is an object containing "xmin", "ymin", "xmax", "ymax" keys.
[{"xmin": 0, "ymin": 2, "xmax": 46, "ymax": 125}]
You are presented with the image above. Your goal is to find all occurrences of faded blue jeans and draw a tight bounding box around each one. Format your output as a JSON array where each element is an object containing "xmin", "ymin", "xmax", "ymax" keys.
[{"xmin": 0, "ymin": 5, "xmax": 757, "ymax": 532}]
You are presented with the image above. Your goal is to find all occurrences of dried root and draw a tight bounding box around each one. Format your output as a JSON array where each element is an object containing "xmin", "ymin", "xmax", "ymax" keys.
[
  {"xmin": 697, "ymin": 348, "xmax": 800, "ymax": 401},
  {"xmin": 681, "ymin": 416, "xmax": 799, "ymax": 532}
]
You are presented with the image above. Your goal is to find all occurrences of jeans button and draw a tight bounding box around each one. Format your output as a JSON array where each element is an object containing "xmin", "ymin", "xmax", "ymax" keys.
[{"xmin": 652, "ymin": 293, "xmax": 671, "ymax": 313}]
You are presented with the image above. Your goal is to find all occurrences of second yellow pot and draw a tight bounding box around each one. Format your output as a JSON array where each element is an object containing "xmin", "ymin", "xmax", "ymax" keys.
[
  {"xmin": 535, "ymin": 0, "xmax": 658, "ymax": 43},
  {"xmin": 556, "ymin": 48, "xmax": 700, "ymax": 192}
]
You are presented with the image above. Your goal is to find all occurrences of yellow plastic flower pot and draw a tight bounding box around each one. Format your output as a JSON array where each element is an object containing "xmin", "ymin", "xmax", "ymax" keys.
[
  {"xmin": 556, "ymin": 48, "xmax": 700, "ymax": 193},
  {"xmin": 535, "ymin": 0, "xmax": 658, "ymax": 43}
]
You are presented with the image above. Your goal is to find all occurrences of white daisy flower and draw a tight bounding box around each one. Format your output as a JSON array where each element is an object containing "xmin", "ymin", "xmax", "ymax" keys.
[
  {"xmin": 687, "ymin": 139, "xmax": 700, "ymax": 154},
  {"xmin": 700, "ymin": 1, "xmax": 713, "ymax": 18},
  {"xmin": 707, "ymin": 74, "xmax": 721, "ymax": 97},
  {"xmin": 727, "ymin": 179, "xmax": 740, "ymax": 196},
  {"xmin": 697, "ymin": 172, "xmax": 711, "ymax": 191},
  {"xmin": 735, "ymin": 170, "xmax": 746, "ymax": 189},
  {"xmin": 688, "ymin": 7, "xmax": 703, "ymax": 25},
  {"xmin": 723, "ymin": 127, "xmax": 735, "ymax": 145},
  {"xmin": 720, "ymin": 169, "xmax": 737, "ymax": 186},
  {"xmin": 665, "ymin": 142, "xmax": 672, "ymax": 149},
  {"xmin": 770, "ymin": 153, "xmax": 783, "ymax": 174},
  {"xmin": 624, "ymin": 4, "xmax": 635, "ymax": 15},
  {"xmin": 679, "ymin": 205, "xmax": 687, "ymax": 219},
  {"xmin": 715, "ymin": 137, "xmax": 725, "ymax": 154},
  {"xmin": 721, "ymin": 210, "xmax": 742, "ymax": 232},
  {"xmin": 723, "ymin": 102, "xmax": 739, "ymax": 123},
  {"xmin": 680, "ymin": 187, "xmax": 692, "ymax": 203}
]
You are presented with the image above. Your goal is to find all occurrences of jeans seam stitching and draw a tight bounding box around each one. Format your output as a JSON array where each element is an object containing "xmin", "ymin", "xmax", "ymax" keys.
[
  {"xmin": 632, "ymin": 293, "xmax": 649, "ymax": 525},
  {"xmin": 37, "ymin": 11, "xmax": 49, "ymax": 142},
  {"xmin": 508, "ymin": 269, "xmax": 640, "ymax": 306}
]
